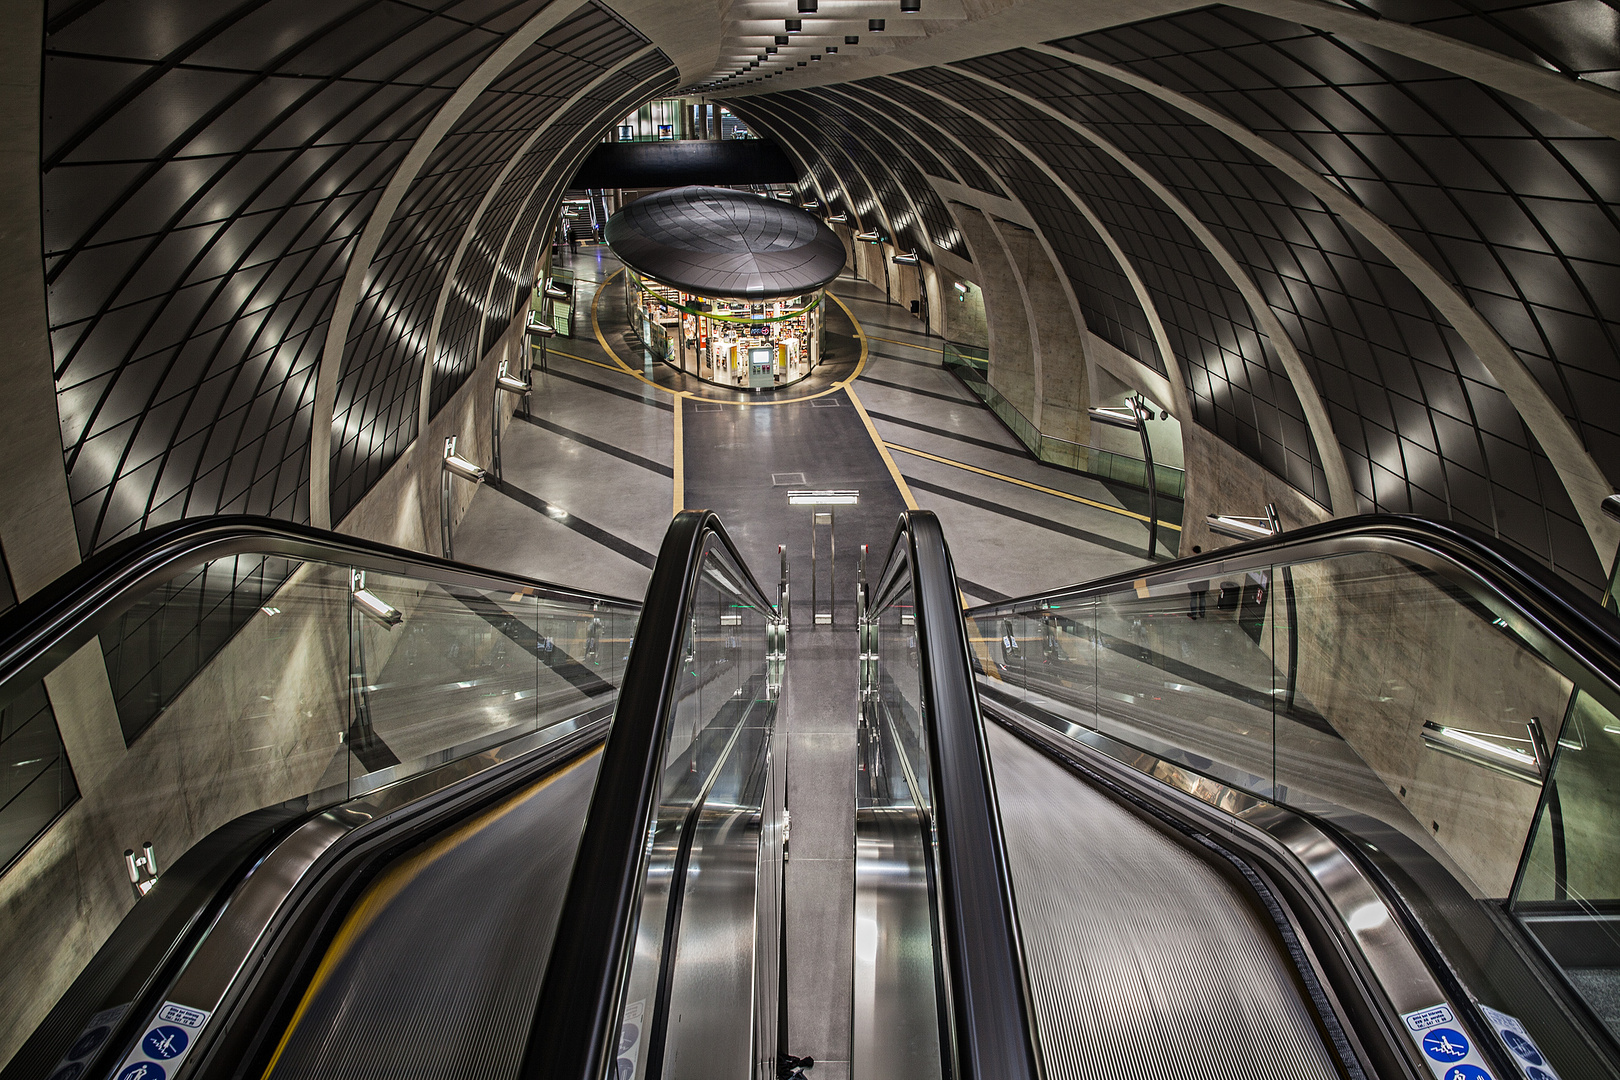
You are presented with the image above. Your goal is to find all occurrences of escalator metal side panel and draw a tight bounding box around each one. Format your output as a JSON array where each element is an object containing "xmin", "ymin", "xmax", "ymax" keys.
[
  {"xmin": 985, "ymin": 721, "xmax": 1346, "ymax": 1080},
  {"xmin": 145, "ymin": 717, "xmax": 611, "ymax": 1080},
  {"xmin": 853, "ymin": 806, "xmax": 944, "ymax": 1080},
  {"xmin": 983, "ymin": 696, "xmax": 1494, "ymax": 1080}
]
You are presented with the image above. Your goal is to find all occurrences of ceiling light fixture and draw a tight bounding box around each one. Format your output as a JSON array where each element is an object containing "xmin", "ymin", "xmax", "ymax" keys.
[
  {"xmin": 901, "ymin": 0, "xmax": 920, "ymax": 10},
  {"xmin": 845, "ymin": 34, "xmax": 859, "ymax": 44},
  {"xmin": 786, "ymin": 18, "xmax": 802, "ymax": 31},
  {"xmin": 869, "ymin": 18, "xmax": 885, "ymax": 31},
  {"xmin": 776, "ymin": 34, "xmax": 789, "ymax": 44},
  {"xmin": 825, "ymin": 45, "xmax": 838, "ymax": 53},
  {"xmin": 812, "ymin": 54, "xmax": 821, "ymax": 61},
  {"xmin": 799, "ymin": 0, "xmax": 817, "ymax": 9}
]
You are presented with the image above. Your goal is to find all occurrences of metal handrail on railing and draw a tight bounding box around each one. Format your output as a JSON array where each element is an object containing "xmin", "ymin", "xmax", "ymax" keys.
[
  {"xmin": 520, "ymin": 510, "xmax": 783, "ymax": 1080},
  {"xmin": 0, "ymin": 515, "xmax": 639, "ymax": 717},
  {"xmin": 963, "ymin": 512, "xmax": 1620, "ymax": 712},
  {"xmin": 868, "ymin": 510, "xmax": 1042, "ymax": 1080}
]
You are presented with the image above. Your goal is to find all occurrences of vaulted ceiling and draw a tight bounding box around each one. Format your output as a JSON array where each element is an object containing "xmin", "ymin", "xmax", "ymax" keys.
[{"xmin": 20, "ymin": 0, "xmax": 1620, "ymax": 592}]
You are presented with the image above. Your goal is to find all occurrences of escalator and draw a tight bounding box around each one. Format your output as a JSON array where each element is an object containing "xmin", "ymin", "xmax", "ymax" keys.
[{"xmin": 3, "ymin": 510, "xmax": 1620, "ymax": 1080}]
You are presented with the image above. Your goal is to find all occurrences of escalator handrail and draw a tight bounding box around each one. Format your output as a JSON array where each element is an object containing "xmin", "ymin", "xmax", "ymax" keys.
[
  {"xmin": 872, "ymin": 510, "xmax": 1042, "ymax": 1080},
  {"xmin": 519, "ymin": 509, "xmax": 781, "ymax": 1080},
  {"xmin": 0, "ymin": 514, "xmax": 640, "ymax": 713},
  {"xmin": 964, "ymin": 512, "xmax": 1620, "ymax": 700}
]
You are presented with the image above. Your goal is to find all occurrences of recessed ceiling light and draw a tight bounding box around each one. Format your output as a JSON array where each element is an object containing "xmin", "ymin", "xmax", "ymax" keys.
[
  {"xmin": 786, "ymin": 18, "xmax": 802, "ymax": 31},
  {"xmin": 845, "ymin": 34, "xmax": 858, "ymax": 44},
  {"xmin": 869, "ymin": 18, "xmax": 885, "ymax": 31}
]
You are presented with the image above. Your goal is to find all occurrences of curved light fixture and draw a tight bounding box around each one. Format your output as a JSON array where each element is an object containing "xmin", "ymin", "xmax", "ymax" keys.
[
  {"xmin": 443, "ymin": 436, "xmax": 489, "ymax": 484},
  {"xmin": 351, "ymin": 570, "xmax": 403, "ymax": 628},
  {"xmin": 496, "ymin": 360, "xmax": 531, "ymax": 395}
]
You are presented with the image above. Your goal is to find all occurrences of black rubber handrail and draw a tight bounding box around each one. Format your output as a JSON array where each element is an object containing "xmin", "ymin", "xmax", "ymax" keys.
[
  {"xmin": 0, "ymin": 514, "xmax": 639, "ymax": 715},
  {"xmin": 872, "ymin": 510, "xmax": 1043, "ymax": 1080},
  {"xmin": 519, "ymin": 509, "xmax": 780, "ymax": 1080},
  {"xmin": 965, "ymin": 513, "xmax": 1620, "ymax": 705}
]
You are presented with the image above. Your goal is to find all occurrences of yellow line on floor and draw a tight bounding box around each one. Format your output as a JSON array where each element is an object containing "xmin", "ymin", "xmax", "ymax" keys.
[
  {"xmin": 547, "ymin": 349, "xmax": 632, "ymax": 376},
  {"xmin": 672, "ymin": 395, "xmax": 684, "ymax": 516},
  {"xmin": 833, "ymin": 297, "xmax": 918, "ymax": 511},
  {"xmin": 868, "ymin": 335, "xmax": 945, "ymax": 354},
  {"xmin": 884, "ymin": 442, "xmax": 1182, "ymax": 531}
]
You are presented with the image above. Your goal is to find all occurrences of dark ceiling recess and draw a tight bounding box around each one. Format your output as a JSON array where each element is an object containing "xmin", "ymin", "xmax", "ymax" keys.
[{"xmin": 571, "ymin": 139, "xmax": 799, "ymax": 188}]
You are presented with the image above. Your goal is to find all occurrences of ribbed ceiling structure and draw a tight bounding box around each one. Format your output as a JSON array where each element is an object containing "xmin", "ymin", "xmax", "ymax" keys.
[{"xmin": 20, "ymin": 0, "xmax": 1620, "ymax": 594}]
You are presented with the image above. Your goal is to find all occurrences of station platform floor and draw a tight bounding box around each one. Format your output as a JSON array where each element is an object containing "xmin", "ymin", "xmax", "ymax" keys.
[{"xmin": 452, "ymin": 244, "xmax": 1182, "ymax": 609}]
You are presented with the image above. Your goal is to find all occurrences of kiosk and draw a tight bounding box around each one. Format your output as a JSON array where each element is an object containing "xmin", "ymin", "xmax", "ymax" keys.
[{"xmin": 605, "ymin": 186, "xmax": 846, "ymax": 392}]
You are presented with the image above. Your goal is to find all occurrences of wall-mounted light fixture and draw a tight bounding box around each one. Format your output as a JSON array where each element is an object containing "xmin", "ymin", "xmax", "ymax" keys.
[
  {"xmin": 953, "ymin": 280, "xmax": 968, "ymax": 294},
  {"xmin": 827, "ymin": 212, "xmax": 848, "ymax": 223},
  {"xmin": 1206, "ymin": 503, "xmax": 1282, "ymax": 541},
  {"xmin": 543, "ymin": 280, "xmax": 569, "ymax": 300},
  {"xmin": 525, "ymin": 312, "xmax": 556, "ymax": 336},
  {"xmin": 869, "ymin": 18, "xmax": 886, "ymax": 31},
  {"xmin": 1421, "ymin": 720, "xmax": 1543, "ymax": 781},
  {"xmin": 124, "ymin": 842, "xmax": 159, "ymax": 898},
  {"xmin": 854, "ymin": 229, "xmax": 881, "ymax": 242},
  {"xmin": 443, "ymin": 437, "xmax": 488, "ymax": 484},
  {"xmin": 496, "ymin": 359, "xmax": 531, "ymax": 395},
  {"xmin": 1091, "ymin": 397, "xmax": 1161, "ymax": 557},
  {"xmin": 351, "ymin": 570, "xmax": 403, "ymax": 628},
  {"xmin": 801, "ymin": 199, "xmax": 820, "ymax": 209},
  {"xmin": 440, "ymin": 436, "xmax": 488, "ymax": 558},
  {"xmin": 892, "ymin": 250, "xmax": 920, "ymax": 265}
]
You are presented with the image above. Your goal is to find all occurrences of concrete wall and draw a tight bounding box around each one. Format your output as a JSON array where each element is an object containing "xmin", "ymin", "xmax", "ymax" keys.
[
  {"xmin": 952, "ymin": 205, "xmax": 1034, "ymax": 414},
  {"xmin": 0, "ymin": 295, "xmax": 532, "ymax": 1069},
  {"xmin": 1276, "ymin": 551, "xmax": 1565, "ymax": 897}
]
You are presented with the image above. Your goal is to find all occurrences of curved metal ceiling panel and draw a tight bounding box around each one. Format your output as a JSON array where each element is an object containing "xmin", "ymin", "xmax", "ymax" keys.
[
  {"xmin": 430, "ymin": 53, "xmax": 675, "ymax": 417},
  {"xmin": 329, "ymin": 1, "xmax": 647, "ymax": 522},
  {"xmin": 42, "ymin": 0, "xmax": 528, "ymax": 553},
  {"xmin": 1047, "ymin": 4, "xmax": 1614, "ymax": 588}
]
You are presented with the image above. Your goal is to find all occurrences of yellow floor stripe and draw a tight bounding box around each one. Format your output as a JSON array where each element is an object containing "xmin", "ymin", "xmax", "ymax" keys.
[
  {"xmin": 884, "ymin": 441, "xmax": 1182, "ymax": 531},
  {"xmin": 260, "ymin": 753, "xmax": 596, "ymax": 1078},
  {"xmin": 672, "ymin": 394, "xmax": 684, "ymax": 516},
  {"xmin": 832, "ymin": 300, "xmax": 918, "ymax": 511},
  {"xmin": 547, "ymin": 349, "xmax": 632, "ymax": 376}
]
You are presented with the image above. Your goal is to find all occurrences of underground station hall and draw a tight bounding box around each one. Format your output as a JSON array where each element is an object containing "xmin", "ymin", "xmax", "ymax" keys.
[{"xmin": 3, "ymin": 2, "xmax": 1620, "ymax": 1079}]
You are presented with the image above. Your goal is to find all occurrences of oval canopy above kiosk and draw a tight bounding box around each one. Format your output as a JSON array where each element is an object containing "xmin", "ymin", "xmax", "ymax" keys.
[{"xmin": 604, "ymin": 186, "xmax": 847, "ymax": 391}]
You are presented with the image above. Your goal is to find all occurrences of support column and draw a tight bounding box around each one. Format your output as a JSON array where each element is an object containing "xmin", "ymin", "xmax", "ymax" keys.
[
  {"xmin": 989, "ymin": 218, "xmax": 1091, "ymax": 445},
  {"xmin": 951, "ymin": 204, "xmax": 1036, "ymax": 424}
]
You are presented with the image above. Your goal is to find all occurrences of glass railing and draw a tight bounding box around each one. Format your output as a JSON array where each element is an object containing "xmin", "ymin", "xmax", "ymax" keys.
[
  {"xmin": 524, "ymin": 511, "xmax": 785, "ymax": 1080},
  {"xmin": 856, "ymin": 511, "xmax": 1040, "ymax": 1080},
  {"xmin": 942, "ymin": 341, "xmax": 1187, "ymax": 502},
  {"xmin": 966, "ymin": 515, "xmax": 1620, "ymax": 1076},
  {"xmin": 0, "ymin": 518, "xmax": 639, "ymax": 1073}
]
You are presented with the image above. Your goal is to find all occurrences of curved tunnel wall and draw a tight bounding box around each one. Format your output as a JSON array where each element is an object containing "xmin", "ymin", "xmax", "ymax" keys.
[
  {"xmin": 727, "ymin": 4, "xmax": 1620, "ymax": 593},
  {"xmin": 39, "ymin": 0, "xmax": 676, "ymax": 555}
]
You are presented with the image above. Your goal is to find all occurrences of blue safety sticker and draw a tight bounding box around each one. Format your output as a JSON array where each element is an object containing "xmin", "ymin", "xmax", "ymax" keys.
[
  {"xmin": 1402, "ymin": 1004, "xmax": 1496, "ymax": 1080},
  {"xmin": 1480, "ymin": 1005, "xmax": 1561, "ymax": 1080},
  {"xmin": 111, "ymin": 1001, "xmax": 211, "ymax": 1080}
]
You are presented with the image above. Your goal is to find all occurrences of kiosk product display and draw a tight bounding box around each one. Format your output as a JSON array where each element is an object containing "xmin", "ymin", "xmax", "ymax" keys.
[
  {"xmin": 625, "ymin": 274, "xmax": 826, "ymax": 389},
  {"xmin": 603, "ymin": 185, "xmax": 846, "ymax": 393}
]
